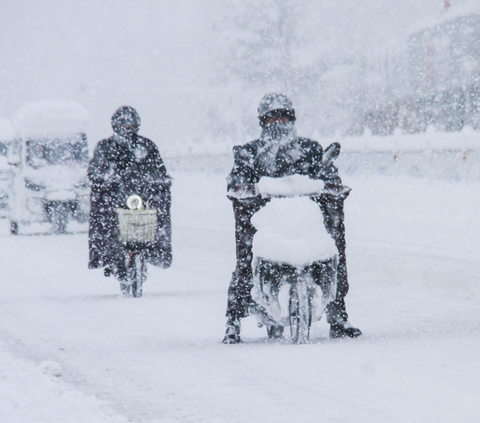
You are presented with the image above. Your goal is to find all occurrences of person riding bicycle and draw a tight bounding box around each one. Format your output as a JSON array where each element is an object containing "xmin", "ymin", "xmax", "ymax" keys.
[
  {"xmin": 88, "ymin": 106, "xmax": 172, "ymax": 283},
  {"xmin": 223, "ymin": 93, "xmax": 362, "ymax": 343}
]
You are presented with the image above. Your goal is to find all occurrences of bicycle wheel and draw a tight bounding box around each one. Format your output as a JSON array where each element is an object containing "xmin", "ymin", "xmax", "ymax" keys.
[
  {"xmin": 289, "ymin": 282, "xmax": 311, "ymax": 344},
  {"xmin": 131, "ymin": 253, "xmax": 146, "ymax": 298},
  {"xmin": 120, "ymin": 259, "xmax": 132, "ymax": 296}
]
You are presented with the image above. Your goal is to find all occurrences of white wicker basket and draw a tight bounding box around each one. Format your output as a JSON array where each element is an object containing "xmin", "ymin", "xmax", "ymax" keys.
[{"xmin": 116, "ymin": 208, "xmax": 158, "ymax": 243}]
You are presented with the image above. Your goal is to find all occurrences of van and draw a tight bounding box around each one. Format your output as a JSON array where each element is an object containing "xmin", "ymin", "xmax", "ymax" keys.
[
  {"xmin": 9, "ymin": 101, "xmax": 90, "ymax": 234},
  {"xmin": 0, "ymin": 118, "xmax": 16, "ymax": 217}
]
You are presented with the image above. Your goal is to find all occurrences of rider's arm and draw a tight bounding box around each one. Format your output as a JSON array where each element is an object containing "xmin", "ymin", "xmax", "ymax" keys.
[
  {"xmin": 227, "ymin": 145, "xmax": 256, "ymax": 188},
  {"xmin": 88, "ymin": 139, "xmax": 116, "ymax": 191},
  {"xmin": 142, "ymin": 137, "xmax": 169, "ymax": 180},
  {"xmin": 227, "ymin": 144, "xmax": 259, "ymax": 199},
  {"xmin": 308, "ymin": 141, "xmax": 350, "ymax": 197},
  {"xmin": 309, "ymin": 142, "xmax": 340, "ymax": 183}
]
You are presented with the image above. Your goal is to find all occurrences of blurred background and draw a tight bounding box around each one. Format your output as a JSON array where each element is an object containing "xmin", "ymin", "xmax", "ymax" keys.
[{"xmin": 1, "ymin": 0, "xmax": 478, "ymax": 155}]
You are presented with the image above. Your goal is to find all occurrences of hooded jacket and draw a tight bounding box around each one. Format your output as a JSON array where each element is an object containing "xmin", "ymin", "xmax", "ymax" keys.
[{"xmin": 88, "ymin": 133, "xmax": 171, "ymax": 269}]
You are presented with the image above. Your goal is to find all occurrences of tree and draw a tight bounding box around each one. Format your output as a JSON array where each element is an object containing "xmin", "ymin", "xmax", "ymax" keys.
[{"xmin": 208, "ymin": 0, "xmax": 329, "ymax": 139}]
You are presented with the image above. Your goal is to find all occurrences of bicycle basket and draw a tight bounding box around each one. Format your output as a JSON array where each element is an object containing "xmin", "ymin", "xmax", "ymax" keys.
[{"xmin": 116, "ymin": 208, "xmax": 158, "ymax": 243}]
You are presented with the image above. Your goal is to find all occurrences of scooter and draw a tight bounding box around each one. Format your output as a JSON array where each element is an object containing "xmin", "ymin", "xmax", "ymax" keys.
[
  {"xmin": 250, "ymin": 176, "xmax": 338, "ymax": 343},
  {"xmin": 250, "ymin": 144, "xmax": 344, "ymax": 343}
]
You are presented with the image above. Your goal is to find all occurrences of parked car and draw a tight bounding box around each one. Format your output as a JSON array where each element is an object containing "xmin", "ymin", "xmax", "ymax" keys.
[
  {"xmin": 0, "ymin": 118, "xmax": 16, "ymax": 218},
  {"xmin": 9, "ymin": 101, "xmax": 90, "ymax": 234}
]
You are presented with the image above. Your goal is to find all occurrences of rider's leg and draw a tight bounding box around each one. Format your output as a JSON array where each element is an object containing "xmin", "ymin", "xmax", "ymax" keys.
[
  {"xmin": 317, "ymin": 194, "xmax": 362, "ymax": 338},
  {"xmin": 112, "ymin": 257, "xmax": 128, "ymax": 282},
  {"xmin": 226, "ymin": 269, "xmax": 253, "ymax": 320},
  {"xmin": 327, "ymin": 225, "xmax": 361, "ymax": 338},
  {"xmin": 223, "ymin": 233, "xmax": 255, "ymax": 343},
  {"xmin": 89, "ymin": 196, "xmax": 116, "ymax": 269},
  {"xmin": 107, "ymin": 243, "xmax": 128, "ymax": 282},
  {"xmin": 146, "ymin": 185, "xmax": 172, "ymax": 269},
  {"xmin": 223, "ymin": 199, "xmax": 263, "ymax": 344},
  {"xmin": 330, "ymin": 231, "xmax": 350, "ymax": 322}
]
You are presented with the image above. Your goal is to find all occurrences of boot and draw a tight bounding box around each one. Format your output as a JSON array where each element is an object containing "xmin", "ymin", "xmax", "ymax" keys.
[
  {"xmin": 329, "ymin": 320, "xmax": 362, "ymax": 338},
  {"xmin": 222, "ymin": 318, "xmax": 241, "ymax": 344},
  {"xmin": 325, "ymin": 301, "xmax": 362, "ymax": 338},
  {"xmin": 111, "ymin": 262, "xmax": 128, "ymax": 282},
  {"xmin": 267, "ymin": 325, "xmax": 284, "ymax": 339}
]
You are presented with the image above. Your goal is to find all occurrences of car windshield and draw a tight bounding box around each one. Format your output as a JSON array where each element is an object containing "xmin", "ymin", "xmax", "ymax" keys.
[{"xmin": 26, "ymin": 134, "xmax": 88, "ymax": 168}]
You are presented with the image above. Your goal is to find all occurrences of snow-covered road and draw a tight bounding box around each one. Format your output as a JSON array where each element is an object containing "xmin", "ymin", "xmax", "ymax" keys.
[{"xmin": 1, "ymin": 171, "xmax": 479, "ymax": 423}]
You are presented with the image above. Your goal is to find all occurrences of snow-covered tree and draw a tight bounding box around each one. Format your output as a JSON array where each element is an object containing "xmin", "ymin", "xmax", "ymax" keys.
[
  {"xmin": 207, "ymin": 0, "xmax": 333, "ymax": 140},
  {"xmin": 213, "ymin": 0, "xmax": 300, "ymax": 92}
]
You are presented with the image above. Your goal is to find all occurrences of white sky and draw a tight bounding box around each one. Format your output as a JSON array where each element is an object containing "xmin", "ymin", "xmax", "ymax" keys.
[{"xmin": 0, "ymin": 0, "xmax": 469, "ymax": 143}]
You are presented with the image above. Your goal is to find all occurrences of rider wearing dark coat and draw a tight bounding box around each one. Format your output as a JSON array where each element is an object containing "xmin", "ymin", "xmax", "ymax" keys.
[
  {"xmin": 88, "ymin": 106, "xmax": 172, "ymax": 280},
  {"xmin": 223, "ymin": 93, "xmax": 362, "ymax": 343}
]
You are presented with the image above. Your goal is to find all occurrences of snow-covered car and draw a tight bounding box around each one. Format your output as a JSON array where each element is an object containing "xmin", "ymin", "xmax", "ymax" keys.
[
  {"xmin": 0, "ymin": 143, "xmax": 14, "ymax": 218},
  {"xmin": 9, "ymin": 101, "xmax": 90, "ymax": 234},
  {"xmin": 0, "ymin": 118, "xmax": 16, "ymax": 218}
]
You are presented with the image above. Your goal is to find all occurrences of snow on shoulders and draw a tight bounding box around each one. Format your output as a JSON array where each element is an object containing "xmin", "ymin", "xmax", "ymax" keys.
[{"xmin": 14, "ymin": 101, "xmax": 89, "ymax": 138}]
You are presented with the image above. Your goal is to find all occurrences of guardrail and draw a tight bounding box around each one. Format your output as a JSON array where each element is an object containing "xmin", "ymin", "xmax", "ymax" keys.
[
  {"xmin": 164, "ymin": 127, "xmax": 480, "ymax": 182},
  {"xmin": 338, "ymin": 127, "xmax": 480, "ymax": 181}
]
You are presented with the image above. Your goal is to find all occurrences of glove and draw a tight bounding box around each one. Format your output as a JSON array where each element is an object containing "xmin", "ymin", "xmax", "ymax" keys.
[
  {"xmin": 227, "ymin": 184, "xmax": 259, "ymax": 199},
  {"xmin": 324, "ymin": 183, "xmax": 351, "ymax": 198}
]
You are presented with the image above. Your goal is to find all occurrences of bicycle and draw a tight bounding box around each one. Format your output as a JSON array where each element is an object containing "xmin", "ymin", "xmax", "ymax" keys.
[{"xmin": 116, "ymin": 194, "xmax": 157, "ymax": 297}]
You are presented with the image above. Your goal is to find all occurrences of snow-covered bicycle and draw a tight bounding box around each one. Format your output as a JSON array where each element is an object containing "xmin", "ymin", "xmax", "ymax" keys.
[{"xmin": 250, "ymin": 174, "xmax": 340, "ymax": 344}]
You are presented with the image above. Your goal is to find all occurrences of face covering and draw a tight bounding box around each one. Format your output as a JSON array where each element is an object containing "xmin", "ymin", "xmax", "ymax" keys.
[
  {"xmin": 260, "ymin": 120, "xmax": 296, "ymax": 142},
  {"xmin": 257, "ymin": 121, "xmax": 297, "ymax": 175}
]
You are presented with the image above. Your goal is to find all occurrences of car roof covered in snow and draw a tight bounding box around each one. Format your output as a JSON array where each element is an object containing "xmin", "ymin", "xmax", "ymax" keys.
[
  {"xmin": 0, "ymin": 118, "xmax": 15, "ymax": 141},
  {"xmin": 14, "ymin": 101, "xmax": 89, "ymax": 138}
]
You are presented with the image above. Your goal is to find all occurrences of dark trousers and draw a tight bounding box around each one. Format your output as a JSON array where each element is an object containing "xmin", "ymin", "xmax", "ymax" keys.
[{"xmin": 225, "ymin": 193, "xmax": 350, "ymax": 323}]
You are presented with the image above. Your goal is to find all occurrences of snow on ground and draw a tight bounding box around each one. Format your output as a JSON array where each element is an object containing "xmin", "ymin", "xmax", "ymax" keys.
[
  {"xmin": 0, "ymin": 347, "xmax": 128, "ymax": 423},
  {"xmin": 0, "ymin": 169, "xmax": 479, "ymax": 423}
]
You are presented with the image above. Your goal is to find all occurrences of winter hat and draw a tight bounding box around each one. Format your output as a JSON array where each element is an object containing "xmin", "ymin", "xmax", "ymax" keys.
[
  {"xmin": 111, "ymin": 106, "xmax": 141, "ymax": 137},
  {"xmin": 258, "ymin": 93, "xmax": 296, "ymax": 127}
]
